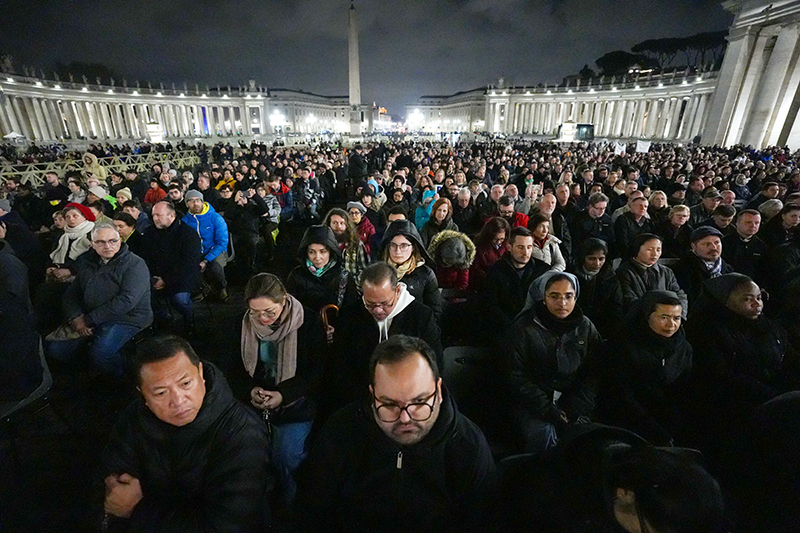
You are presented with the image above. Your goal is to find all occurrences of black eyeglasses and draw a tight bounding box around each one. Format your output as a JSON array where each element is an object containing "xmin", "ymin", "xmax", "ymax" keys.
[{"xmin": 373, "ymin": 390, "xmax": 437, "ymax": 422}]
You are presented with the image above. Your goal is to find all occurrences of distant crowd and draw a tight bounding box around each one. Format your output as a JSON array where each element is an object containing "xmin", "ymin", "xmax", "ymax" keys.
[{"xmin": 2, "ymin": 137, "xmax": 800, "ymax": 532}]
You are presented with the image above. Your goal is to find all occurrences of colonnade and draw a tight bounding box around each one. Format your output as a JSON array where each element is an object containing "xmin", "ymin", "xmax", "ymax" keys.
[
  {"xmin": 485, "ymin": 91, "xmax": 713, "ymax": 141},
  {"xmin": 0, "ymin": 91, "xmax": 256, "ymax": 141}
]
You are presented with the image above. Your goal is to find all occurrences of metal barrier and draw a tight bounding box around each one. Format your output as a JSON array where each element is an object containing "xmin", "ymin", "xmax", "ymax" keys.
[{"xmin": 0, "ymin": 150, "xmax": 201, "ymax": 187}]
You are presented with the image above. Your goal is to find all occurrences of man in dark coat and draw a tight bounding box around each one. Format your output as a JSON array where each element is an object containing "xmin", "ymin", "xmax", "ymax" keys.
[
  {"xmin": 330, "ymin": 262, "xmax": 442, "ymax": 411},
  {"xmin": 569, "ymin": 192, "xmax": 614, "ymax": 257},
  {"xmin": 100, "ymin": 335, "xmax": 271, "ymax": 532},
  {"xmin": 673, "ymin": 226, "xmax": 734, "ymax": 305},
  {"xmin": 48, "ymin": 222, "xmax": 152, "ymax": 378},
  {"xmin": 722, "ymin": 209, "xmax": 767, "ymax": 280},
  {"xmin": 348, "ymin": 144, "xmax": 368, "ymax": 185},
  {"xmin": 295, "ymin": 335, "xmax": 496, "ymax": 533},
  {"xmin": 452, "ymin": 188, "xmax": 480, "ymax": 235},
  {"xmin": 141, "ymin": 201, "xmax": 202, "ymax": 331},
  {"xmin": 484, "ymin": 226, "xmax": 550, "ymax": 334},
  {"xmin": 614, "ymin": 197, "xmax": 655, "ymax": 258}
]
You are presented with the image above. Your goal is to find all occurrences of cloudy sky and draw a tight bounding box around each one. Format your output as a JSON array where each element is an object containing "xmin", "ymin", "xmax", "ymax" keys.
[{"xmin": 2, "ymin": 0, "xmax": 734, "ymax": 115}]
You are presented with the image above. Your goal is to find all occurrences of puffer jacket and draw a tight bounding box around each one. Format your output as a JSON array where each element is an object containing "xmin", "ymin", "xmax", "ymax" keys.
[
  {"xmin": 62, "ymin": 244, "xmax": 153, "ymax": 329},
  {"xmin": 182, "ymin": 202, "xmax": 229, "ymax": 262},
  {"xmin": 531, "ymin": 234, "xmax": 566, "ymax": 271},
  {"xmin": 381, "ymin": 219, "xmax": 442, "ymax": 321},
  {"xmin": 507, "ymin": 303, "xmax": 602, "ymax": 422},
  {"xmin": 99, "ymin": 363, "xmax": 271, "ymax": 532},
  {"xmin": 428, "ymin": 230, "xmax": 476, "ymax": 291},
  {"xmin": 614, "ymin": 259, "xmax": 688, "ymax": 318}
]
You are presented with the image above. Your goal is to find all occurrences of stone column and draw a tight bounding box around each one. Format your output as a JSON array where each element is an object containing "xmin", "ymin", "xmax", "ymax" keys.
[
  {"xmin": 705, "ymin": 26, "xmax": 762, "ymax": 146},
  {"xmin": 742, "ymin": 24, "xmax": 800, "ymax": 147},
  {"xmin": 22, "ymin": 97, "xmax": 45, "ymax": 140},
  {"xmin": 645, "ymin": 100, "xmax": 658, "ymax": 138},
  {"xmin": 0, "ymin": 100, "xmax": 13, "ymax": 136},
  {"xmin": 63, "ymin": 101, "xmax": 81, "ymax": 139},
  {"xmin": 34, "ymin": 98, "xmax": 55, "ymax": 140},
  {"xmin": 726, "ymin": 30, "xmax": 778, "ymax": 145},
  {"xmin": 3, "ymin": 96, "xmax": 22, "ymax": 136}
]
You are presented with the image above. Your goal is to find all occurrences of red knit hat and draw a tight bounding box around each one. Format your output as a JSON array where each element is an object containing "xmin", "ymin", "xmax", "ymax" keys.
[{"xmin": 64, "ymin": 202, "xmax": 96, "ymax": 222}]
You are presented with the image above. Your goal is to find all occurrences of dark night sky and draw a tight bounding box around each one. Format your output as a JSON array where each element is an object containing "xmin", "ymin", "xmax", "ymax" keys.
[{"xmin": 1, "ymin": 0, "xmax": 734, "ymax": 116}]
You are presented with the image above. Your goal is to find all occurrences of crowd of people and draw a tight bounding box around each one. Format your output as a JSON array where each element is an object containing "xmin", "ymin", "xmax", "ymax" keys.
[{"xmin": 2, "ymin": 136, "xmax": 800, "ymax": 531}]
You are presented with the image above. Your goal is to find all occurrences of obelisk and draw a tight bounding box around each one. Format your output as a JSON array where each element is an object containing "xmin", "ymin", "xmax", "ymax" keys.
[{"xmin": 348, "ymin": 1, "xmax": 361, "ymax": 137}]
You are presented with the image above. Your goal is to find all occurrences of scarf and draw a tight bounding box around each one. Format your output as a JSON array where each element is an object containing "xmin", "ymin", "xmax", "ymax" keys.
[
  {"xmin": 702, "ymin": 256, "xmax": 723, "ymax": 278},
  {"xmin": 240, "ymin": 294, "xmax": 304, "ymax": 383},
  {"xmin": 50, "ymin": 220, "xmax": 94, "ymax": 264},
  {"xmin": 392, "ymin": 256, "xmax": 419, "ymax": 280},
  {"xmin": 307, "ymin": 258, "xmax": 337, "ymax": 278}
]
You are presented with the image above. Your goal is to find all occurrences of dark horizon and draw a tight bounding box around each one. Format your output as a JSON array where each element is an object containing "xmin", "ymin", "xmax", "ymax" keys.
[{"xmin": 0, "ymin": 0, "xmax": 734, "ymax": 116}]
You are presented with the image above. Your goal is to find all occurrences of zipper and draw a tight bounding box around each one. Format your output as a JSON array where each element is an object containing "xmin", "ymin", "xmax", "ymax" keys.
[{"xmin": 396, "ymin": 451, "xmax": 403, "ymax": 469}]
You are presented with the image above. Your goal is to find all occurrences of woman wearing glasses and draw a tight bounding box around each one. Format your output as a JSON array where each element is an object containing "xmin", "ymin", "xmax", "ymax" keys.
[
  {"xmin": 231, "ymin": 272, "xmax": 324, "ymax": 504},
  {"xmin": 379, "ymin": 219, "xmax": 443, "ymax": 322},
  {"xmin": 507, "ymin": 271, "xmax": 602, "ymax": 452}
]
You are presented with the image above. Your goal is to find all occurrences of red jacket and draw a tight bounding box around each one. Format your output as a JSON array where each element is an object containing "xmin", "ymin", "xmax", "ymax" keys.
[
  {"xmin": 469, "ymin": 244, "xmax": 505, "ymax": 291},
  {"xmin": 435, "ymin": 266, "xmax": 469, "ymax": 292},
  {"xmin": 144, "ymin": 187, "xmax": 167, "ymax": 206},
  {"xmin": 512, "ymin": 212, "xmax": 529, "ymax": 228},
  {"xmin": 357, "ymin": 217, "xmax": 375, "ymax": 256}
]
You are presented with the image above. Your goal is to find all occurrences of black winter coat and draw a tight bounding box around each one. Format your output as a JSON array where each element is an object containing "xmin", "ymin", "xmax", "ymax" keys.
[
  {"xmin": 614, "ymin": 260, "xmax": 688, "ymax": 318},
  {"xmin": 721, "ymin": 233, "xmax": 767, "ymax": 280},
  {"xmin": 400, "ymin": 265, "xmax": 443, "ymax": 322},
  {"xmin": 330, "ymin": 299, "xmax": 442, "ymax": 410},
  {"xmin": 672, "ymin": 253, "xmax": 734, "ymax": 305},
  {"xmin": 600, "ymin": 327, "xmax": 693, "ymax": 446},
  {"xmin": 655, "ymin": 220, "xmax": 693, "ymax": 259},
  {"xmin": 99, "ymin": 363, "xmax": 271, "ymax": 532},
  {"xmin": 570, "ymin": 211, "xmax": 614, "ymax": 257},
  {"xmin": 286, "ymin": 262, "xmax": 358, "ymax": 314},
  {"xmin": 614, "ymin": 212, "xmax": 656, "ymax": 258},
  {"xmin": 688, "ymin": 307, "xmax": 795, "ymax": 414},
  {"xmin": 571, "ymin": 265, "xmax": 623, "ymax": 338},
  {"xmin": 141, "ymin": 219, "xmax": 202, "ymax": 295},
  {"xmin": 507, "ymin": 305, "xmax": 602, "ymax": 422},
  {"xmin": 484, "ymin": 254, "xmax": 551, "ymax": 332},
  {"xmin": 294, "ymin": 390, "xmax": 497, "ymax": 533}
]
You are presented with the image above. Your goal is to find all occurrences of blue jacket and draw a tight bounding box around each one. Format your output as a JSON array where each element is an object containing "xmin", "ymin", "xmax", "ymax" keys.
[{"xmin": 182, "ymin": 202, "xmax": 229, "ymax": 262}]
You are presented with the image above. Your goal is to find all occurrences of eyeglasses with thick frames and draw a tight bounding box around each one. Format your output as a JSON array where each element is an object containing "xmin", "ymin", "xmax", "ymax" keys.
[{"xmin": 373, "ymin": 390, "xmax": 437, "ymax": 422}]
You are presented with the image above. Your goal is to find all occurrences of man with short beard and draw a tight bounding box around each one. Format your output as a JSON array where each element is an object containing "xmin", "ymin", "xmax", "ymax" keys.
[
  {"xmin": 324, "ymin": 207, "xmax": 369, "ymax": 283},
  {"xmin": 295, "ymin": 334, "xmax": 496, "ymax": 533}
]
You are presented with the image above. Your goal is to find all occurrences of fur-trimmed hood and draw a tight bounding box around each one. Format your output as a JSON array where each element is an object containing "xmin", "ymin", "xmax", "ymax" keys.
[{"xmin": 428, "ymin": 230, "xmax": 476, "ymax": 269}]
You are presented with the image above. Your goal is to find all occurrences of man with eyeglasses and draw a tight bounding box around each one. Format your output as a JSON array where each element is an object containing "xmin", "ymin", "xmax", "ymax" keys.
[
  {"xmin": 47, "ymin": 221, "xmax": 153, "ymax": 378},
  {"xmin": 295, "ymin": 335, "xmax": 496, "ymax": 533},
  {"xmin": 330, "ymin": 262, "xmax": 442, "ymax": 411}
]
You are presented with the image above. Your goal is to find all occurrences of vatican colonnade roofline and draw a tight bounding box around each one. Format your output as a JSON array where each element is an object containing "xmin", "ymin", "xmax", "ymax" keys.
[
  {"xmin": 406, "ymin": 67, "xmax": 719, "ymax": 143},
  {"xmin": 0, "ymin": 76, "xmax": 377, "ymax": 145}
]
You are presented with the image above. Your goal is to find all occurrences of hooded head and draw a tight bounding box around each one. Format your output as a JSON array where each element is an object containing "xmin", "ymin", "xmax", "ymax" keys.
[
  {"xmin": 428, "ymin": 230, "xmax": 476, "ymax": 269},
  {"xmin": 381, "ymin": 218, "xmax": 434, "ymax": 265},
  {"xmin": 297, "ymin": 225, "xmax": 342, "ymax": 264}
]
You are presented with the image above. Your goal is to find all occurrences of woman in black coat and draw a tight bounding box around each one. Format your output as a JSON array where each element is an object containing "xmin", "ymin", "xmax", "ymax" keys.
[
  {"xmin": 379, "ymin": 219, "xmax": 443, "ymax": 322},
  {"xmin": 286, "ymin": 225, "xmax": 358, "ymax": 314},
  {"xmin": 506, "ymin": 271, "xmax": 603, "ymax": 452},
  {"xmin": 569, "ymin": 238, "xmax": 622, "ymax": 338},
  {"xmin": 599, "ymin": 291, "xmax": 692, "ymax": 446},
  {"xmin": 228, "ymin": 273, "xmax": 325, "ymax": 504}
]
